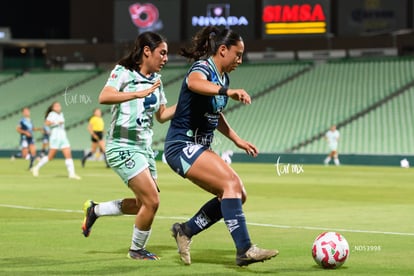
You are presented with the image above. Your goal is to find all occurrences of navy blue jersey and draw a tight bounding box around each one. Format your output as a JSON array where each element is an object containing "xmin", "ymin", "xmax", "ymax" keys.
[
  {"xmin": 165, "ymin": 57, "xmax": 229, "ymax": 147},
  {"xmin": 19, "ymin": 117, "xmax": 33, "ymax": 140}
]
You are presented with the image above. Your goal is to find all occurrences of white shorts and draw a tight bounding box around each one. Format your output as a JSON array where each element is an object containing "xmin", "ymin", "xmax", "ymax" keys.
[
  {"xmin": 328, "ymin": 142, "xmax": 338, "ymax": 151},
  {"xmin": 49, "ymin": 136, "xmax": 70, "ymax": 149},
  {"xmin": 106, "ymin": 148, "xmax": 157, "ymax": 185}
]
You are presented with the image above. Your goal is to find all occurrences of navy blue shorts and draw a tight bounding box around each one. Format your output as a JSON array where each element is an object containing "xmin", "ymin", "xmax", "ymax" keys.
[
  {"xmin": 20, "ymin": 137, "xmax": 34, "ymax": 148},
  {"xmin": 164, "ymin": 141, "xmax": 209, "ymax": 178}
]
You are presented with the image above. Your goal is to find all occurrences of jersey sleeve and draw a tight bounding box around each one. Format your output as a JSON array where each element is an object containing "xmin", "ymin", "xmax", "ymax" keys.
[
  {"xmin": 105, "ymin": 65, "xmax": 129, "ymax": 91},
  {"xmin": 189, "ymin": 60, "xmax": 211, "ymax": 79}
]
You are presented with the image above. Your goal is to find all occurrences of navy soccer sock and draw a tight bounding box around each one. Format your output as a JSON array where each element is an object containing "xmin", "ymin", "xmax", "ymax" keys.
[
  {"xmin": 182, "ymin": 197, "xmax": 222, "ymax": 237},
  {"xmin": 29, "ymin": 155, "xmax": 35, "ymax": 169},
  {"xmin": 221, "ymin": 198, "xmax": 251, "ymax": 254}
]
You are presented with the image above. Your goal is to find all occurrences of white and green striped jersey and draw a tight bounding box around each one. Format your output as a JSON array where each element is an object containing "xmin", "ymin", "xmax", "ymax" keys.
[{"xmin": 105, "ymin": 65, "xmax": 167, "ymax": 151}]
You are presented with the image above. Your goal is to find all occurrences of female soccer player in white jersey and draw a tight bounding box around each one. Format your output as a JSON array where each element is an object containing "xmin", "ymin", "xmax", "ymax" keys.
[
  {"xmin": 81, "ymin": 32, "xmax": 175, "ymax": 261},
  {"xmin": 31, "ymin": 101, "xmax": 80, "ymax": 179},
  {"xmin": 164, "ymin": 26, "xmax": 278, "ymax": 266},
  {"xmin": 324, "ymin": 125, "xmax": 341, "ymax": 165}
]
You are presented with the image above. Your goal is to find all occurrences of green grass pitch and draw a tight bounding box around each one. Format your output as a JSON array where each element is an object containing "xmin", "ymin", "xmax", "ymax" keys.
[{"xmin": 0, "ymin": 158, "xmax": 413, "ymax": 275}]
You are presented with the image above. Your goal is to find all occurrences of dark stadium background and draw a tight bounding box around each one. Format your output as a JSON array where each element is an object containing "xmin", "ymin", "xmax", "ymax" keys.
[{"xmin": 1, "ymin": 0, "xmax": 414, "ymax": 66}]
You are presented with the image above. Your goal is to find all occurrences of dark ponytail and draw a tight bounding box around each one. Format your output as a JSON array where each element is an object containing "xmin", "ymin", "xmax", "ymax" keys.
[
  {"xmin": 180, "ymin": 27, "xmax": 243, "ymax": 61},
  {"xmin": 45, "ymin": 102, "xmax": 57, "ymax": 119}
]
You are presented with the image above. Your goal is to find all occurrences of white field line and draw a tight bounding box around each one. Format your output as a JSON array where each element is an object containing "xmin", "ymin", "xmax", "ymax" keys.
[{"xmin": 1, "ymin": 203, "xmax": 413, "ymax": 237}]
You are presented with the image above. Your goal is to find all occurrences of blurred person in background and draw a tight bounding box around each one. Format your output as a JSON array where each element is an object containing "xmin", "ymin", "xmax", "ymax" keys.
[
  {"xmin": 81, "ymin": 108, "xmax": 109, "ymax": 168},
  {"xmin": 40, "ymin": 124, "xmax": 50, "ymax": 157},
  {"xmin": 13, "ymin": 107, "xmax": 40, "ymax": 169},
  {"xmin": 324, "ymin": 125, "xmax": 340, "ymax": 166},
  {"xmin": 31, "ymin": 101, "xmax": 81, "ymax": 179}
]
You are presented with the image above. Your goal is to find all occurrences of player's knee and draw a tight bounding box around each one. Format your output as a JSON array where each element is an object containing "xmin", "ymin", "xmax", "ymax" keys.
[
  {"xmin": 146, "ymin": 196, "xmax": 160, "ymax": 213},
  {"xmin": 141, "ymin": 201, "xmax": 159, "ymax": 215},
  {"xmin": 223, "ymin": 173, "xmax": 244, "ymax": 195}
]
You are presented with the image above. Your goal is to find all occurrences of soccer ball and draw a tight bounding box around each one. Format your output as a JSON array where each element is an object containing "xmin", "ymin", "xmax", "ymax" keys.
[{"xmin": 311, "ymin": 231, "xmax": 349, "ymax": 269}]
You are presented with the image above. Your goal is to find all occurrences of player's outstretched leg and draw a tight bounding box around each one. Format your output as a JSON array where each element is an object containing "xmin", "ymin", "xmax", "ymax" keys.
[
  {"xmin": 82, "ymin": 200, "xmax": 98, "ymax": 237},
  {"xmin": 171, "ymin": 222, "xmax": 192, "ymax": 265}
]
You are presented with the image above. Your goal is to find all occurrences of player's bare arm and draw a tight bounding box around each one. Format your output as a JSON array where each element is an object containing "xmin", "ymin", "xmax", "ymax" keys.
[
  {"xmin": 156, "ymin": 104, "xmax": 176, "ymax": 123},
  {"xmin": 99, "ymin": 81, "xmax": 160, "ymax": 104},
  {"xmin": 217, "ymin": 113, "xmax": 258, "ymax": 157}
]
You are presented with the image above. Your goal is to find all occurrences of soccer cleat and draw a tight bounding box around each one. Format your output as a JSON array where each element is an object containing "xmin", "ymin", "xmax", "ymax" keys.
[
  {"xmin": 81, "ymin": 200, "xmax": 98, "ymax": 237},
  {"xmin": 127, "ymin": 249, "xmax": 159, "ymax": 260},
  {"xmin": 31, "ymin": 167, "xmax": 39, "ymax": 177},
  {"xmin": 69, "ymin": 174, "xmax": 82, "ymax": 180},
  {"xmin": 236, "ymin": 244, "xmax": 279, "ymax": 267},
  {"xmin": 171, "ymin": 223, "xmax": 192, "ymax": 265}
]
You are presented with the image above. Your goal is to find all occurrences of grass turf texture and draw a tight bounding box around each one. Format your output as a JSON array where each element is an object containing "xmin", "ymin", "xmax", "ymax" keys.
[{"xmin": 0, "ymin": 158, "xmax": 413, "ymax": 275}]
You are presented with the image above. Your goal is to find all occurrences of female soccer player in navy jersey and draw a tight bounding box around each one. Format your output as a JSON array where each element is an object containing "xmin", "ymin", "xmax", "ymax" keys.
[
  {"xmin": 15, "ymin": 107, "xmax": 38, "ymax": 169},
  {"xmin": 164, "ymin": 26, "xmax": 278, "ymax": 266}
]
